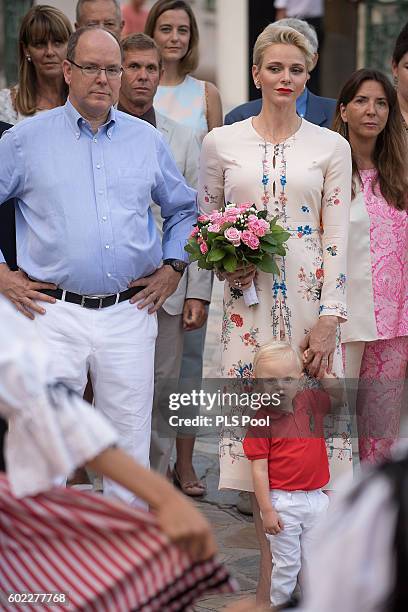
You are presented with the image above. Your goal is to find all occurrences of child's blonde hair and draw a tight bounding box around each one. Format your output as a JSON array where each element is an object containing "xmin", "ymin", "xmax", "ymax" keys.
[{"xmin": 253, "ymin": 340, "xmax": 303, "ymax": 377}]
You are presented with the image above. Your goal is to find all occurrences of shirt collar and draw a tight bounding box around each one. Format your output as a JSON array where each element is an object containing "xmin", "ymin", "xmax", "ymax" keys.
[
  {"xmin": 296, "ymin": 87, "xmax": 308, "ymax": 118},
  {"xmin": 64, "ymin": 98, "xmax": 116, "ymax": 139},
  {"xmin": 117, "ymin": 102, "xmax": 156, "ymax": 127}
]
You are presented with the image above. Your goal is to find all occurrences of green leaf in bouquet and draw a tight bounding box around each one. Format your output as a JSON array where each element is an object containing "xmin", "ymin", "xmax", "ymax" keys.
[
  {"xmin": 222, "ymin": 254, "xmax": 238, "ymax": 273},
  {"xmin": 223, "ymin": 244, "xmax": 236, "ymax": 255},
  {"xmin": 262, "ymin": 233, "xmax": 279, "ymax": 245},
  {"xmin": 207, "ymin": 247, "xmax": 225, "ymax": 262},
  {"xmin": 257, "ymin": 210, "xmax": 268, "ymax": 220},
  {"xmin": 275, "ymin": 245, "xmax": 287, "ymax": 256},
  {"xmin": 260, "ymin": 242, "xmax": 280, "ymax": 254},
  {"xmin": 258, "ymin": 255, "xmax": 280, "ymax": 274},
  {"xmin": 198, "ymin": 259, "xmax": 214, "ymax": 270}
]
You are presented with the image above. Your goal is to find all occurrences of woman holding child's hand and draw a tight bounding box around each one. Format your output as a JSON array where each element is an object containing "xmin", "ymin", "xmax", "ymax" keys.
[{"xmin": 198, "ymin": 21, "xmax": 352, "ymax": 606}]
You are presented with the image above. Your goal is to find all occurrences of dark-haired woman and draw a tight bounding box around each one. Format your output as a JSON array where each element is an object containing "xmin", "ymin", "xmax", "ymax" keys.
[
  {"xmin": 334, "ymin": 69, "xmax": 408, "ymax": 464},
  {"xmin": 146, "ymin": 0, "xmax": 222, "ymax": 140},
  {"xmin": 392, "ymin": 23, "xmax": 408, "ymax": 130},
  {"xmin": 0, "ymin": 5, "xmax": 72, "ymax": 123}
]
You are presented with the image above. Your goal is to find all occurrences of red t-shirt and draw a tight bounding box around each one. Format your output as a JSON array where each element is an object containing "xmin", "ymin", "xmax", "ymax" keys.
[{"xmin": 243, "ymin": 389, "xmax": 330, "ymax": 491}]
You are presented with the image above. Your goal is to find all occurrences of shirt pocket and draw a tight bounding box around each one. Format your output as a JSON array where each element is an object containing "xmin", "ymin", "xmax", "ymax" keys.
[{"xmin": 118, "ymin": 167, "xmax": 152, "ymax": 213}]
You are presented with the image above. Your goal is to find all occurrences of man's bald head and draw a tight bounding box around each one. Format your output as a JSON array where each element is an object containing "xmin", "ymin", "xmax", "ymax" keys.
[{"xmin": 67, "ymin": 26, "xmax": 123, "ymax": 63}]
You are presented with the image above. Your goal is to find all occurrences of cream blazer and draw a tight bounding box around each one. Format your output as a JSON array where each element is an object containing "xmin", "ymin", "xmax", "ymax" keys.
[{"xmin": 341, "ymin": 186, "xmax": 377, "ymax": 343}]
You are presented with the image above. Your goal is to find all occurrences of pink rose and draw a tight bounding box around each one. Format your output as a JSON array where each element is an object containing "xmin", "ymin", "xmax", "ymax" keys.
[
  {"xmin": 224, "ymin": 227, "xmax": 241, "ymax": 246},
  {"xmin": 208, "ymin": 223, "xmax": 221, "ymax": 233},
  {"xmin": 209, "ymin": 211, "xmax": 224, "ymax": 223},
  {"xmin": 224, "ymin": 207, "xmax": 240, "ymax": 223},
  {"xmin": 190, "ymin": 226, "xmax": 200, "ymax": 237},
  {"xmin": 198, "ymin": 214, "xmax": 209, "ymax": 222},
  {"xmin": 241, "ymin": 230, "xmax": 260, "ymax": 250},
  {"xmin": 238, "ymin": 202, "xmax": 253, "ymax": 212},
  {"xmin": 199, "ymin": 242, "xmax": 209, "ymax": 254},
  {"xmin": 247, "ymin": 218, "xmax": 269, "ymax": 237}
]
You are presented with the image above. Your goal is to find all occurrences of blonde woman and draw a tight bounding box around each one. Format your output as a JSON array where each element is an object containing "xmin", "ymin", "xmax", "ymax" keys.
[
  {"xmin": 198, "ymin": 25, "xmax": 352, "ymax": 604},
  {"xmin": 0, "ymin": 5, "xmax": 72, "ymax": 124},
  {"xmin": 145, "ymin": 0, "xmax": 222, "ymax": 140}
]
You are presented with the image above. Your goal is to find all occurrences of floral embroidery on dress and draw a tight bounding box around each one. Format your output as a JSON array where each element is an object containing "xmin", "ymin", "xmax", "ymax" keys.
[
  {"xmin": 203, "ymin": 185, "xmax": 218, "ymax": 206},
  {"xmin": 319, "ymin": 303, "xmax": 347, "ymax": 319},
  {"xmin": 240, "ymin": 327, "xmax": 260, "ymax": 351},
  {"xmin": 227, "ymin": 361, "xmax": 254, "ymax": 379},
  {"xmin": 221, "ymin": 312, "xmax": 234, "ymax": 350},
  {"xmin": 230, "ymin": 313, "xmax": 244, "ymax": 327},
  {"xmin": 326, "ymin": 245, "xmax": 338, "ymax": 256},
  {"xmin": 298, "ymin": 266, "xmax": 323, "ymax": 302},
  {"xmin": 296, "ymin": 225, "xmax": 313, "ymax": 237},
  {"xmin": 301, "ymin": 205, "xmax": 310, "ymax": 213},
  {"xmin": 326, "ymin": 187, "xmax": 341, "ymax": 207},
  {"xmin": 336, "ymin": 273, "xmax": 346, "ymax": 293},
  {"xmin": 230, "ymin": 287, "xmax": 243, "ymax": 300}
]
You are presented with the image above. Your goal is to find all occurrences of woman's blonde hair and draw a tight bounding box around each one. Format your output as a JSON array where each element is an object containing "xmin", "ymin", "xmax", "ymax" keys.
[
  {"xmin": 145, "ymin": 0, "xmax": 199, "ymax": 76},
  {"xmin": 16, "ymin": 5, "xmax": 72, "ymax": 117},
  {"xmin": 253, "ymin": 25, "xmax": 314, "ymax": 71},
  {"xmin": 253, "ymin": 341, "xmax": 303, "ymax": 377}
]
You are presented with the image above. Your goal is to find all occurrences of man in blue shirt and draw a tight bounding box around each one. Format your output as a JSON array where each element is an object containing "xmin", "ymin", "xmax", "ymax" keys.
[
  {"xmin": 0, "ymin": 27, "xmax": 197, "ymax": 506},
  {"xmin": 225, "ymin": 18, "xmax": 336, "ymax": 129}
]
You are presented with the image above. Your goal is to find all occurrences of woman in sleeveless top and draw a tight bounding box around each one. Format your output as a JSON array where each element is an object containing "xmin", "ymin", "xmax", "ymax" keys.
[
  {"xmin": 0, "ymin": 297, "xmax": 237, "ymax": 611},
  {"xmin": 0, "ymin": 5, "xmax": 71, "ymax": 124},
  {"xmin": 334, "ymin": 69, "xmax": 408, "ymax": 465},
  {"xmin": 145, "ymin": 0, "xmax": 223, "ymax": 142}
]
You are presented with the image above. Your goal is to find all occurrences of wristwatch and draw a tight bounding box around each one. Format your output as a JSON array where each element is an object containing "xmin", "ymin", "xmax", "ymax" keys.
[{"xmin": 163, "ymin": 259, "xmax": 188, "ymax": 274}]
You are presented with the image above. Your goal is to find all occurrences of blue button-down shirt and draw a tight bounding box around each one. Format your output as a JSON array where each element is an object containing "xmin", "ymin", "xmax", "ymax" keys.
[{"xmin": 0, "ymin": 100, "xmax": 197, "ymax": 295}]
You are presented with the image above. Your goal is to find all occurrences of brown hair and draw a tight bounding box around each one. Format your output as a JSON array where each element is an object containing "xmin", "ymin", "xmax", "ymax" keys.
[
  {"xmin": 333, "ymin": 68, "xmax": 408, "ymax": 210},
  {"xmin": 392, "ymin": 23, "xmax": 408, "ymax": 65},
  {"xmin": 16, "ymin": 5, "xmax": 73, "ymax": 116},
  {"xmin": 144, "ymin": 0, "xmax": 199, "ymax": 76},
  {"xmin": 121, "ymin": 33, "xmax": 162, "ymax": 68}
]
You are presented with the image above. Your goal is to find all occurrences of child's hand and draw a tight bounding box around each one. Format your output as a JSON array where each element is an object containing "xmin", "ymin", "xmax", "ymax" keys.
[{"xmin": 262, "ymin": 508, "xmax": 284, "ymax": 535}]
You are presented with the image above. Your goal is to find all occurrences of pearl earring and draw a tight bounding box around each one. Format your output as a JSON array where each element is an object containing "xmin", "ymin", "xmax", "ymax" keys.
[
  {"xmin": 26, "ymin": 55, "xmax": 31, "ymax": 62},
  {"xmin": 256, "ymin": 82, "xmax": 261, "ymax": 90}
]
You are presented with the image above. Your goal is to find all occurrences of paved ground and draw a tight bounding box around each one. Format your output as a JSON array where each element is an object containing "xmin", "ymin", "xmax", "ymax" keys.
[{"xmin": 186, "ymin": 279, "xmax": 260, "ymax": 610}]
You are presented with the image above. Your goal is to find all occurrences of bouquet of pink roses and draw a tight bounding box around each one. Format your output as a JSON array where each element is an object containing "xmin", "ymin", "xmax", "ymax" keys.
[{"xmin": 185, "ymin": 202, "xmax": 290, "ymax": 306}]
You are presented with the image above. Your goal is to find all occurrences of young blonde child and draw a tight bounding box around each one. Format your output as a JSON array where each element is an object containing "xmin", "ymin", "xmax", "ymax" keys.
[{"xmin": 243, "ymin": 341, "xmax": 337, "ymax": 609}]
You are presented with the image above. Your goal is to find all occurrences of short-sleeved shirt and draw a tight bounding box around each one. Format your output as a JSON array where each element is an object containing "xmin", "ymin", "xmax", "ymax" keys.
[{"xmin": 243, "ymin": 388, "xmax": 330, "ymax": 491}]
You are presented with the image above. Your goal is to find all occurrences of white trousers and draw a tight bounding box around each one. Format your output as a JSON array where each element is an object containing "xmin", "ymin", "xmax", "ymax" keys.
[
  {"xmin": 267, "ymin": 489, "xmax": 329, "ymax": 606},
  {"xmin": 33, "ymin": 299, "xmax": 157, "ymax": 507}
]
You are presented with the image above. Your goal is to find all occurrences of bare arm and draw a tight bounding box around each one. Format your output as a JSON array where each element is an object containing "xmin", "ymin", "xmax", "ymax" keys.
[
  {"xmin": 251, "ymin": 459, "xmax": 283, "ymax": 535},
  {"xmin": 206, "ymin": 81, "xmax": 223, "ymax": 131},
  {"xmin": 87, "ymin": 446, "xmax": 217, "ymax": 562}
]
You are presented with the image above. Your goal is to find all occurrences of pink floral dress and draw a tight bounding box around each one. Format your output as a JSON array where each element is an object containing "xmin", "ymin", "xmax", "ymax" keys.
[{"xmin": 357, "ymin": 170, "xmax": 408, "ymax": 463}]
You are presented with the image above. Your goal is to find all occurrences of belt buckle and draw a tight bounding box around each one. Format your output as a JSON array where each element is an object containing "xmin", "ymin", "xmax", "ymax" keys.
[{"xmin": 81, "ymin": 295, "xmax": 103, "ymax": 309}]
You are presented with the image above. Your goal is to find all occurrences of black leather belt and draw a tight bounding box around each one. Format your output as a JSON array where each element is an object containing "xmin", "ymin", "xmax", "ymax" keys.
[{"xmin": 40, "ymin": 286, "xmax": 144, "ymax": 309}]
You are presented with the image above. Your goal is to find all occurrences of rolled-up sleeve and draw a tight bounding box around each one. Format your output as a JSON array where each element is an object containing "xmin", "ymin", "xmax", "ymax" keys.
[
  {"xmin": 0, "ymin": 298, "xmax": 118, "ymax": 498},
  {"xmin": 0, "ymin": 129, "xmax": 25, "ymax": 264},
  {"xmin": 152, "ymin": 136, "xmax": 197, "ymax": 262},
  {"xmin": 319, "ymin": 135, "xmax": 352, "ymax": 322}
]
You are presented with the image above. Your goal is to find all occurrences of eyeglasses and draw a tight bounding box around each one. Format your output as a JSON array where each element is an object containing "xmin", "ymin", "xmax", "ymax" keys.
[{"xmin": 68, "ymin": 59, "xmax": 123, "ymax": 78}]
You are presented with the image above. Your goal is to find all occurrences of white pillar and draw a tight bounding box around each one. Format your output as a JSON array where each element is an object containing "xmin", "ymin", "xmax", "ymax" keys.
[{"xmin": 216, "ymin": 0, "xmax": 248, "ymax": 115}]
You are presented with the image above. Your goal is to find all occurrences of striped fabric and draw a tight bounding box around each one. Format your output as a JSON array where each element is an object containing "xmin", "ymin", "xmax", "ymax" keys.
[{"xmin": 0, "ymin": 476, "xmax": 237, "ymax": 611}]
